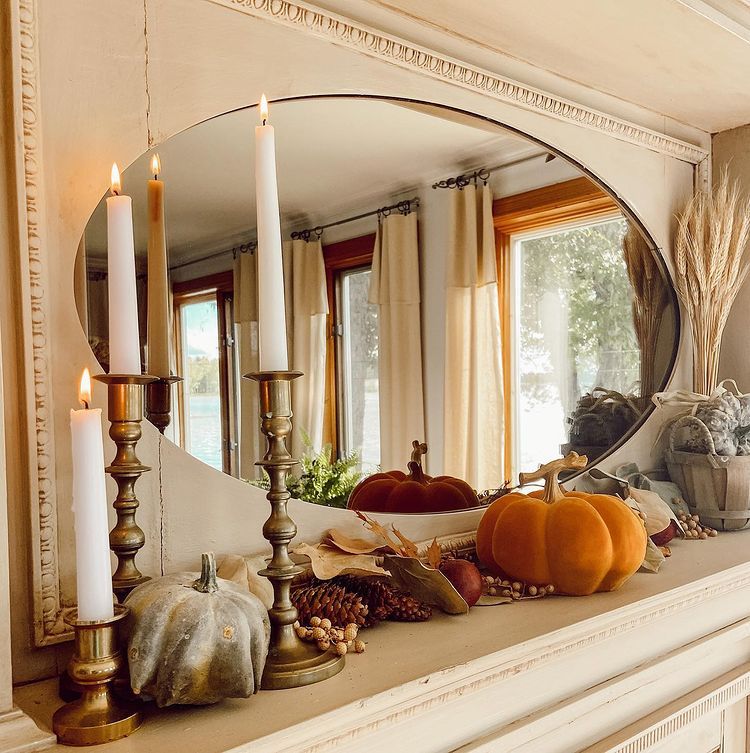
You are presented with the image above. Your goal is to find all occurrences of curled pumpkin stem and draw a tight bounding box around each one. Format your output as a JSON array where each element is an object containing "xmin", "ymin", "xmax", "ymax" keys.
[
  {"xmin": 518, "ymin": 452, "xmax": 589, "ymax": 504},
  {"xmin": 410, "ymin": 440, "xmax": 428, "ymax": 464},
  {"xmin": 408, "ymin": 439, "xmax": 429, "ymax": 483}
]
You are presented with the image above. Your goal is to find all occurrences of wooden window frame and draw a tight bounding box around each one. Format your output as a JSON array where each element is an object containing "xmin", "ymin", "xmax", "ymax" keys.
[
  {"xmin": 322, "ymin": 234, "xmax": 376, "ymax": 455},
  {"xmin": 493, "ymin": 177, "xmax": 619, "ymax": 479},
  {"xmin": 172, "ymin": 270, "xmax": 236, "ymax": 474}
]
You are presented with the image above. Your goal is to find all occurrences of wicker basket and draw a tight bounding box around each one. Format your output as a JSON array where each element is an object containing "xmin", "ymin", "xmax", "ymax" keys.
[{"xmin": 665, "ymin": 416, "xmax": 750, "ymax": 531}]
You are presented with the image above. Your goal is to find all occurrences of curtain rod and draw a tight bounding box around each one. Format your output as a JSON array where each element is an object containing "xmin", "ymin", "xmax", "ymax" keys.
[
  {"xmin": 169, "ymin": 240, "xmax": 257, "ymax": 271},
  {"xmin": 290, "ymin": 196, "xmax": 419, "ymax": 241},
  {"xmin": 432, "ymin": 151, "xmax": 556, "ymax": 190},
  {"xmin": 169, "ymin": 195, "xmax": 421, "ymax": 269}
]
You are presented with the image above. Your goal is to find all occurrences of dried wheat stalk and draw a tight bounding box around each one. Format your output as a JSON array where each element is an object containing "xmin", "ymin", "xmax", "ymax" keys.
[
  {"xmin": 622, "ymin": 223, "xmax": 669, "ymax": 397},
  {"xmin": 673, "ymin": 170, "xmax": 750, "ymax": 395}
]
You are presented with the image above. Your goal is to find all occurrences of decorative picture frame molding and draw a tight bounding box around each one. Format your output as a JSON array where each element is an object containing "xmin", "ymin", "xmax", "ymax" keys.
[
  {"xmin": 10, "ymin": 0, "xmax": 65, "ymax": 647},
  {"xmin": 7, "ymin": 0, "xmax": 706, "ymax": 648},
  {"xmin": 208, "ymin": 0, "xmax": 709, "ymax": 166}
]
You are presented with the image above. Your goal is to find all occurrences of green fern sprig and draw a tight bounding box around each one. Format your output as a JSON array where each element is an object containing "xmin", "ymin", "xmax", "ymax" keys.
[{"xmin": 249, "ymin": 433, "xmax": 362, "ymax": 509}]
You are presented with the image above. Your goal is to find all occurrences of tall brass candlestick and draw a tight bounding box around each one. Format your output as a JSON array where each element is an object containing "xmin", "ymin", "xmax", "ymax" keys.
[
  {"xmin": 145, "ymin": 375, "xmax": 182, "ymax": 434},
  {"xmin": 246, "ymin": 370, "xmax": 344, "ymax": 689},
  {"xmin": 94, "ymin": 374, "xmax": 157, "ymax": 599},
  {"xmin": 52, "ymin": 605, "xmax": 141, "ymax": 745}
]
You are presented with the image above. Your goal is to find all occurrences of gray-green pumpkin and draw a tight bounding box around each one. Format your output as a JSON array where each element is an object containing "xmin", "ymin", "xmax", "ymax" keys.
[{"xmin": 124, "ymin": 552, "xmax": 270, "ymax": 707}]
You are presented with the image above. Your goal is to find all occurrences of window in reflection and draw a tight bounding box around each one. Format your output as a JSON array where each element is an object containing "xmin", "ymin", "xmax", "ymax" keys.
[
  {"xmin": 338, "ymin": 267, "xmax": 380, "ymax": 473},
  {"xmin": 512, "ymin": 214, "xmax": 637, "ymax": 475},
  {"xmin": 178, "ymin": 297, "xmax": 223, "ymax": 470}
]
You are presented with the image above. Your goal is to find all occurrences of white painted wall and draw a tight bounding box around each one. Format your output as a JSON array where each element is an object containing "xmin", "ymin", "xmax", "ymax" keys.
[{"xmin": 713, "ymin": 124, "xmax": 750, "ymax": 391}]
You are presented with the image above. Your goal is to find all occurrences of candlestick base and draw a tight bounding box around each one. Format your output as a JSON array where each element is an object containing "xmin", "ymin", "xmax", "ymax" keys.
[
  {"xmin": 260, "ymin": 626, "xmax": 348, "ymax": 690},
  {"xmin": 52, "ymin": 606, "xmax": 141, "ymax": 746},
  {"xmin": 245, "ymin": 370, "xmax": 344, "ymax": 690},
  {"xmin": 93, "ymin": 374, "xmax": 157, "ymax": 600},
  {"xmin": 145, "ymin": 375, "xmax": 182, "ymax": 434}
]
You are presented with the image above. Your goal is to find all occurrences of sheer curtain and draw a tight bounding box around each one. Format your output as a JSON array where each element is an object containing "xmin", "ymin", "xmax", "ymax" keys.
[
  {"xmin": 233, "ymin": 249, "xmax": 262, "ymax": 479},
  {"xmin": 443, "ymin": 183, "xmax": 504, "ymax": 490},
  {"xmin": 282, "ymin": 239, "xmax": 328, "ymax": 459},
  {"xmin": 369, "ymin": 211, "xmax": 426, "ymax": 470},
  {"xmin": 234, "ymin": 241, "xmax": 328, "ymax": 475}
]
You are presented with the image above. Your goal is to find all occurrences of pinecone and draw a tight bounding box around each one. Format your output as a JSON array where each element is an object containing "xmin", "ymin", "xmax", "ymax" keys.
[
  {"xmin": 384, "ymin": 592, "xmax": 432, "ymax": 622},
  {"xmin": 291, "ymin": 582, "xmax": 369, "ymax": 627},
  {"xmin": 333, "ymin": 576, "xmax": 432, "ymax": 624}
]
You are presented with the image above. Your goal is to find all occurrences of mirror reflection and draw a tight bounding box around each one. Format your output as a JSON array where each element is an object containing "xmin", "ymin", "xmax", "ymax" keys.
[{"xmin": 76, "ymin": 96, "xmax": 677, "ymax": 506}]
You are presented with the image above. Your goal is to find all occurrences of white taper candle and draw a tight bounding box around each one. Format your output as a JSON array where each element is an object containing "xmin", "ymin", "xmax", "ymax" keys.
[
  {"xmin": 70, "ymin": 369, "xmax": 114, "ymax": 621},
  {"xmin": 254, "ymin": 95, "xmax": 289, "ymax": 371},
  {"xmin": 106, "ymin": 163, "xmax": 142, "ymax": 375}
]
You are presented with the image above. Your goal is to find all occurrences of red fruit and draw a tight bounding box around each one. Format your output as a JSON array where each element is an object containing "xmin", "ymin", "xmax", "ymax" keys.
[
  {"xmin": 651, "ymin": 520, "xmax": 680, "ymax": 547},
  {"xmin": 439, "ymin": 559, "xmax": 483, "ymax": 607}
]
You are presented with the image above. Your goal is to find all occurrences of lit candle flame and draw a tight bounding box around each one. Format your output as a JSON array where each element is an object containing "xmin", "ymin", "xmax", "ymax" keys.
[
  {"xmin": 110, "ymin": 163, "xmax": 121, "ymax": 196},
  {"xmin": 79, "ymin": 368, "xmax": 91, "ymax": 409},
  {"xmin": 260, "ymin": 94, "xmax": 269, "ymax": 125},
  {"xmin": 151, "ymin": 153, "xmax": 161, "ymax": 179}
]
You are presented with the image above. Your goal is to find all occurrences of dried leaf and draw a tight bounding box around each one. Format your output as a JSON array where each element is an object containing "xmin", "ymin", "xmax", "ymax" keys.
[
  {"xmin": 217, "ymin": 553, "xmax": 274, "ymax": 610},
  {"xmin": 426, "ymin": 538, "xmax": 442, "ymax": 569},
  {"xmin": 383, "ymin": 555, "xmax": 468, "ymax": 614},
  {"xmin": 391, "ymin": 526, "xmax": 419, "ymax": 558},
  {"xmin": 475, "ymin": 594, "xmax": 513, "ymax": 606},
  {"xmin": 294, "ymin": 542, "xmax": 388, "ymax": 580},
  {"xmin": 355, "ymin": 511, "xmax": 402, "ymax": 555},
  {"xmin": 639, "ymin": 538, "xmax": 665, "ymax": 573},
  {"xmin": 325, "ymin": 529, "xmax": 383, "ymax": 555}
]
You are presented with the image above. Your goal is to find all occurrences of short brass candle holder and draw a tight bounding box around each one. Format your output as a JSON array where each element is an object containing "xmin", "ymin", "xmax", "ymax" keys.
[
  {"xmin": 94, "ymin": 374, "xmax": 157, "ymax": 600},
  {"xmin": 145, "ymin": 375, "xmax": 182, "ymax": 434},
  {"xmin": 52, "ymin": 605, "xmax": 141, "ymax": 746},
  {"xmin": 246, "ymin": 370, "xmax": 345, "ymax": 689}
]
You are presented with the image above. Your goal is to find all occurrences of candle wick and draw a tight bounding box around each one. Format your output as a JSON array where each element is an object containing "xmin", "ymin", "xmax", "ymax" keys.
[
  {"xmin": 82, "ymin": 399, "xmax": 89, "ymax": 409},
  {"xmin": 262, "ymin": 118, "xmax": 267, "ymax": 126}
]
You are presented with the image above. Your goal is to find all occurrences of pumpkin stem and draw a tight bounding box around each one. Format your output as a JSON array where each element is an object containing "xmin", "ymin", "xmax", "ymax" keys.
[
  {"xmin": 192, "ymin": 552, "xmax": 220, "ymax": 594},
  {"xmin": 408, "ymin": 440, "xmax": 428, "ymax": 482},
  {"xmin": 518, "ymin": 452, "xmax": 589, "ymax": 504},
  {"xmin": 410, "ymin": 440, "xmax": 428, "ymax": 464}
]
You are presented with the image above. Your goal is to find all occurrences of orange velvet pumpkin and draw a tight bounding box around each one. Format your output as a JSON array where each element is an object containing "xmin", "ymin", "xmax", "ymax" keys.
[
  {"xmin": 348, "ymin": 441, "xmax": 478, "ymax": 514},
  {"xmin": 476, "ymin": 453, "xmax": 646, "ymax": 596}
]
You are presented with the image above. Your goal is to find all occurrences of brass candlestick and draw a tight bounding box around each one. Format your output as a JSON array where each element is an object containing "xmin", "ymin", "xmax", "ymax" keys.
[
  {"xmin": 246, "ymin": 370, "xmax": 345, "ymax": 689},
  {"xmin": 145, "ymin": 375, "xmax": 182, "ymax": 434},
  {"xmin": 94, "ymin": 374, "xmax": 157, "ymax": 600},
  {"xmin": 53, "ymin": 605, "xmax": 141, "ymax": 746}
]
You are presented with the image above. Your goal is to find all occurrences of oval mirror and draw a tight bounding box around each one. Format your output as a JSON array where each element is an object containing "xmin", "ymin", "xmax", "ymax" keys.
[{"xmin": 75, "ymin": 96, "xmax": 678, "ymax": 511}]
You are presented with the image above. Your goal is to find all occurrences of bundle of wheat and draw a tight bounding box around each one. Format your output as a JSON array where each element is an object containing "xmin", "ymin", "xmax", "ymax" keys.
[
  {"xmin": 622, "ymin": 224, "xmax": 670, "ymax": 397},
  {"xmin": 674, "ymin": 170, "xmax": 750, "ymax": 396}
]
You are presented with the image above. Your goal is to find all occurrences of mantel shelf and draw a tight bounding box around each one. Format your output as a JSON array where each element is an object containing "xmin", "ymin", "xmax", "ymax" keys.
[{"xmin": 15, "ymin": 531, "xmax": 750, "ymax": 753}]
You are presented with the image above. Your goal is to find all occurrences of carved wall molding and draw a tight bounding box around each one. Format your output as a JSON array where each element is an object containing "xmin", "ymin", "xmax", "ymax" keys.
[
  {"xmin": 208, "ymin": 0, "xmax": 709, "ymax": 165},
  {"xmin": 604, "ymin": 668, "xmax": 750, "ymax": 753},
  {"xmin": 12, "ymin": 0, "xmax": 67, "ymax": 646},
  {"xmin": 240, "ymin": 565, "xmax": 750, "ymax": 752}
]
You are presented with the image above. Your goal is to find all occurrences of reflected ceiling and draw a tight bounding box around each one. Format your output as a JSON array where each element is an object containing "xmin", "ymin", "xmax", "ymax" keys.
[{"xmin": 84, "ymin": 99, "xmax": 547, "ymax": 267}]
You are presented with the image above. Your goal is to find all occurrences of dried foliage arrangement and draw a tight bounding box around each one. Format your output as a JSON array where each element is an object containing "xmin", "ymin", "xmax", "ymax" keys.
[
  {"xmin": 674, "ymin": 171, "xmax": 750, "ymax": 395},
  {"xmin": 622, "ymin": 224, "xmax": 670, "ymax": 397}
]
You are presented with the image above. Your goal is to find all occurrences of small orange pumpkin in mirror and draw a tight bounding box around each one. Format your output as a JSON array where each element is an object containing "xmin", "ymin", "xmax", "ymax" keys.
[
  {"xmin": 347, "ymin": 440, "xmax": 479, "ymax": 514},
  {"xmin": 476, "ymin": 452, "xmax": 647, "ymax": 596}
]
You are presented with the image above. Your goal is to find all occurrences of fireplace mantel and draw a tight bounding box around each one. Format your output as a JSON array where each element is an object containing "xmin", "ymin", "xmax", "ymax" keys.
[{"xmin": 15, "ymin": 531, "xmax": 750, "ymax": 752}]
